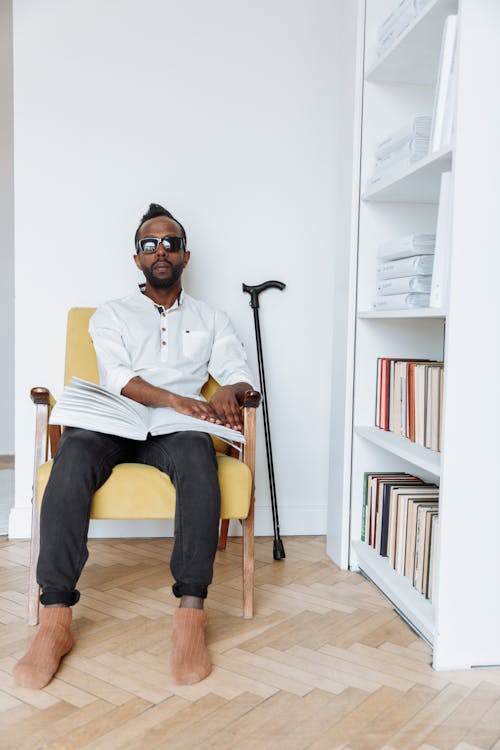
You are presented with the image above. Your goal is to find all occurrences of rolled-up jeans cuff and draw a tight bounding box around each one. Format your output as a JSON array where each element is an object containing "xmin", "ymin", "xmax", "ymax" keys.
[
  {"xmin": 40, "ymin": 589, "xmax": 80, "ymax": 606},
  {"xmin": 172, "ymin": 582, "xmax": 208, "ymax": 599}
]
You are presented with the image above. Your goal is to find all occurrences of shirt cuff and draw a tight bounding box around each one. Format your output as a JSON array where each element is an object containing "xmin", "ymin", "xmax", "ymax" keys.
[{"xmin": 102, "ymin": 367, "xmax": 137, "ymax": 396}]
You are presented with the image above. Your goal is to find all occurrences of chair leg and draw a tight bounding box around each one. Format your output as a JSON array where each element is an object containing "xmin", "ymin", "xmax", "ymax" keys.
[
  {"xmin": 218, "ymin": 518, "xmax": 229, "ymax": 550},
  {"xmin": 242, "ymin": 515, "xmax": 254, "ymax": 619},
  {"xmin": 28, "ymin": 489, "xmax": 41, "ymax": 626}
]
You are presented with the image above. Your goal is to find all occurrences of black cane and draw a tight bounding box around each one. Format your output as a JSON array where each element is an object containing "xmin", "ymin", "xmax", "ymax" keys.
[{"xmin": 243, "ymin": 280, "xmax": 286, "ymax": 560}]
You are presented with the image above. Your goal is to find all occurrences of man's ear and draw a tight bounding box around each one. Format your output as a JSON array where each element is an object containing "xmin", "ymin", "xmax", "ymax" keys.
[
  {"xmin": 133, "ymin": 254, "xmax": 141, "ymax": 270},
  {"xmin": 182, "ymin": 250, "xmax": 191, "ymax": 268}
]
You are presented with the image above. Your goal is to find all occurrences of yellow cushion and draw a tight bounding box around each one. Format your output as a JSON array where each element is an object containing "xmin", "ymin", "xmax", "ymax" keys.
[
  {"xmin": 64, "ymin": 307, "xmax": 230, "ymax": 455},
  {"xmin": 36, "ymin": 453, "xmax": 252, "ymax": 520}
]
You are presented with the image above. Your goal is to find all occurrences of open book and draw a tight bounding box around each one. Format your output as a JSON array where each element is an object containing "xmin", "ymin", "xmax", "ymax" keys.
[{"xmin": 49, "ymin": 378, "xmax": 245, "ymax": 450}]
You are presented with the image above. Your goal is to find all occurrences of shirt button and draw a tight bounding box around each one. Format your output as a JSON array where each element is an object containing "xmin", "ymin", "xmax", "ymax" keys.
[
  {"xmin": 162, "ymin": 341, "xmax": 166, "ymax": 346},
  {"xmin": 162, "ymin": 327, "xmax": 166, "ymax": 331}
]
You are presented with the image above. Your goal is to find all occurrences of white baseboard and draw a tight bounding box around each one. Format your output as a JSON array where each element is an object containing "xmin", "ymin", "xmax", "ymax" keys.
[
  {"xmin": 9, "ymin": 503, "xmax": 327, "ymax": 539},
  {"xmin": 8, "ymin": 505, "xmax": 31, "ymax": 539}
]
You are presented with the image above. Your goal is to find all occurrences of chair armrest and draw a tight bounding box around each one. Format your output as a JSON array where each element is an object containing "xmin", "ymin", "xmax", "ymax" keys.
[
  {"xmin": 241, "ymin": 391, "xmax": 260, "ymax": 484},
  {"xmin": 242, "ymin": 389, "xmax": 261, "ymax": 409},
  {"xmin": 31, "ymin": 387, "xmax": 51, "ymax": 405},
  {"xmin": 30, "ymin": 386, "xmax": 61, "ymax": 461}
]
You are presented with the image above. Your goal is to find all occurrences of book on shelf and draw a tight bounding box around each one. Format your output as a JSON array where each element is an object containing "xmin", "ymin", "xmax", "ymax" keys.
[
  {"xmin": 414, "ymin": 506, "xmax": 439, "ymax": 593},
  {"xmin": 430, "ymin": 171, "xmax": 453, "ymax": 309},
  {"xmin": 427, "ymin": 515, "xmax": 439, "ymax": 601},
  {"xmin": 377, "ymin": 255, "xmax": 434, "ymax": 280},
  {"xmin": 377, "ymin": 275, "xmax": 432, "ymax": 296},
  {"xmin": 404, "ymin": 498, "xmax": 439, "ymax": 579},
  {"xmin": 49, "ymin": 377, "xmax": 246, "ymax": 449},
  {"xmin": 375, "ymin": 116, "xmax": 431, "ymax": 160},
  {"xmin": 430, "ymin": 15, "xmax": 458, "ymax": 152},
  {"xmin": 373, "ymin": 293, "xmax": 430, "ymax": 310},
  {"xmin": 377, "ymin": 233, "xmax": 435, "ymax": 262},
  {"xmin": 424, "ymin": 365, "xmax": 443, "ymax": 451}
]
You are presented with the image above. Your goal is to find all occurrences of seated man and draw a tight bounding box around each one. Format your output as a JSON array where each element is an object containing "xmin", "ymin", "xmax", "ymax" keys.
[{"xmin": 14, "ymin": 203, "xmax": 255, "ymax": 689}]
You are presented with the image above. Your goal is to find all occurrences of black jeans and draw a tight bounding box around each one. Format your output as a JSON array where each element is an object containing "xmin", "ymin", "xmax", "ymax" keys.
[{"xmin": 37, "ymin": 427, "xmax": 221, "ymax": 606}]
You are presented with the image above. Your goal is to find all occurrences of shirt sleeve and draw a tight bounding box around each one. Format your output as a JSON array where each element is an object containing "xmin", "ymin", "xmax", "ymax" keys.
[
  {"xmin": 88, "ymin": 305, "xmax": 137, "ymax": 395},
  {"xmin": 208, "ymin": 310, "xmax": 256, "ymax": 389}
]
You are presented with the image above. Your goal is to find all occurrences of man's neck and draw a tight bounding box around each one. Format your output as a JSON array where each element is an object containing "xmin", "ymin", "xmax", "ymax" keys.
[{"xmin": 142, "ymin": 282, "xmax": 183, "ymax": 310}]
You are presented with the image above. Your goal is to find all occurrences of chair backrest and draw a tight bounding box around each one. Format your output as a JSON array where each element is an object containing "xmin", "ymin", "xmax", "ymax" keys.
[{"xmin": 64, "ymin": 308, "xmax": 227, "ymax": 453}]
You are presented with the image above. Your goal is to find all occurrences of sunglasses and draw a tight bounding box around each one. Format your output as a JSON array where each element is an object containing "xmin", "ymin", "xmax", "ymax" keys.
[{"xmin": 137, "ymin": 235, "xmax": 186, "ymax": 254}]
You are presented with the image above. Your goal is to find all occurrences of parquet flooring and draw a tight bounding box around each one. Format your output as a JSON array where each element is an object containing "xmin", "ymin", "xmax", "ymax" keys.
[{"xmin": 1, "ymin": 535, "xmax": 499, "ymax": 749}]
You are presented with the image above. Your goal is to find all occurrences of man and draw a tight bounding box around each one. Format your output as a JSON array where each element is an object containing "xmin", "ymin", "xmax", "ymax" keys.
[{"xmin": 14, "ymin": 203, "xmax": 255, "ymax": 689}]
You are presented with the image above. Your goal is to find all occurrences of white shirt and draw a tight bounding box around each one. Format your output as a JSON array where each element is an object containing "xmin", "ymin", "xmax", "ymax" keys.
[{"xmin": 89, "ymin": 288, "xmax": 255, "ymax": 398}]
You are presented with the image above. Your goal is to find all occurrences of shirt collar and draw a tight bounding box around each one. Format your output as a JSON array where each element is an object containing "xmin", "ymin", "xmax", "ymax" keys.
[{"xmin": 137, "ymin": 285, "xmax": 184, "ymax": 312}]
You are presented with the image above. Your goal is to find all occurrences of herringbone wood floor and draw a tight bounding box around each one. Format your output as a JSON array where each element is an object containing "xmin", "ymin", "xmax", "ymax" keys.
[{"xmin": 1, "ymin": 535, "xmax": 499, "ymax": 750}]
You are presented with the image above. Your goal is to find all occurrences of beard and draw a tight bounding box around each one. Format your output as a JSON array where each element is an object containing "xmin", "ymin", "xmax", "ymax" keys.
[{"xmin": 142, "ymin": 260, "xmax": 184, "ymax": 289}]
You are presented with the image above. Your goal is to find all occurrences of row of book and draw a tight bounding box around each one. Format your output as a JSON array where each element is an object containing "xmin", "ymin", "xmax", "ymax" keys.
[
  {"xmin": 361, "ymin": 472, "xmax": 439, "ymax": 600},
  {"xmin": 376, "ymin": 0, "xmax": 432, "ymax": 58},
  {"xmin": 375, "ymin": 358, "xmax": 444, "ymax": 452}
]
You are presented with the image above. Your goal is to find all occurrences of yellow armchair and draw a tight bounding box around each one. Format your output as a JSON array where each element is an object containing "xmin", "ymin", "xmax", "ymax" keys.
[{"xmin": 28, "ymin": 308, "xmax": 260, "ymax": 625}]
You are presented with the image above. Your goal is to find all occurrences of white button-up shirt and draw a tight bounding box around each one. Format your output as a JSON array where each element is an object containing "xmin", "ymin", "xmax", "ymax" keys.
[{"xmin": 89, "ymin": 288, "xmax": 255, "ymax": 398}]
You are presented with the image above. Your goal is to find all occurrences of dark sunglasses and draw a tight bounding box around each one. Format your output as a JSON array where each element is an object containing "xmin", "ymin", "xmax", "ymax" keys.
[{"xmin": 137, "ymin": 235, "xmax": 186, "ymax": 254}]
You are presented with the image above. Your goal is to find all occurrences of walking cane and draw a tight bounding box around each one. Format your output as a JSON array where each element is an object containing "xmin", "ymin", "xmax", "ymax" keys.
[{"xmin": 243, "ymin": 280, "xmax": 286, "ymax": 560}]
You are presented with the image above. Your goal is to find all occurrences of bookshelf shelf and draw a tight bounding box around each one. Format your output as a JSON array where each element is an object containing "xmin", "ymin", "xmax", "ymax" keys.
[
  {"xmin": 358, "ymin": 308, "xmax": 446, "ymax": 319},
  {"xmin": 362, "ymin": 146, "xmax": 452, "ymax": 203},
  {"xmin": 365, "ymin": 0, "xmax": 458, "ymax": 84},
  {"xmin": 355, "ymin": 426, "xmax": 441, "ymax": 476},
  {"xmin": 352, "ymin": 540, "xmax": 435, "ymax": 644}
]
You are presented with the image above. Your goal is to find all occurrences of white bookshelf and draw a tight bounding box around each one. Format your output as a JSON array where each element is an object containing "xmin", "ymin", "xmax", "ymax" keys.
[{"xmin": 328, "ymin": 0, "xmax": 500, "ymax": 670}]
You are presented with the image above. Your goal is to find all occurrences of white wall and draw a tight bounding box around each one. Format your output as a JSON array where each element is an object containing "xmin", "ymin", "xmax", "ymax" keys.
[
  {"xmin": 10, "ymin": 0, "xmax": 343, "ymax": 539},
  {"xmin": 0, "ymin": 0, "xmax": 14, "ymax": 456}
]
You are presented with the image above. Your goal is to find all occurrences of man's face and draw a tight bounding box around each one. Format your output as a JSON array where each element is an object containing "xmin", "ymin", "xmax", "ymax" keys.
[{"xmin": 134, "ymin": 216, "xmax": 190, "ymax": 289}]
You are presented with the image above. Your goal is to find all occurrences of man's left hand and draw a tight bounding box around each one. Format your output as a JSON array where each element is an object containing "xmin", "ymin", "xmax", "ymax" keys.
[{"xmin": 209, "ymin": 385, "xmax": 245, "ymax": 430}]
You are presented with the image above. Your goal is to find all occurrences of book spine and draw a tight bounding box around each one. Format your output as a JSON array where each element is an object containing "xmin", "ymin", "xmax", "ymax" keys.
[
  {"xmin": 376, "ymin": 255, "xmax": 434, "ymax": 280},
  {"xmin": 373, "ymin": 293, "xmax": 430, "ymax": 310},
  {"xmin": 377, "ymin": 275, "xmax": 432, "ymax": 296}
]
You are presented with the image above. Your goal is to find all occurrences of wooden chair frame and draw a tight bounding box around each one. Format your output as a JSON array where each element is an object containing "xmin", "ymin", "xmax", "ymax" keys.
[{"xmin": 28, "ymin": 385, "xmax": 261, "ymax": 625}]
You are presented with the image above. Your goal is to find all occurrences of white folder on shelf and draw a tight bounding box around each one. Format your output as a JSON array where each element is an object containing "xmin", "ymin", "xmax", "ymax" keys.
[
  {"xmin": 377, "ymin": 234, "xmax": 435, "ymax": 262},
  {"xmin": 372, "ymin": 293, "xmax": 431, "ymax": 310},
  {"xmin": 377, "ymin": 275, "xmax": 432, "ymax": 296},
  {"xmin": 377, "ymin": 255, "xmax": 434, "ymax": 280}
]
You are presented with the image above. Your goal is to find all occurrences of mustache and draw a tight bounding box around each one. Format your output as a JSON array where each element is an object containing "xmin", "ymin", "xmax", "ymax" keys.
[{"xmin": 152, "ymin": 259, "xmax": 173, "ymax": 269}]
